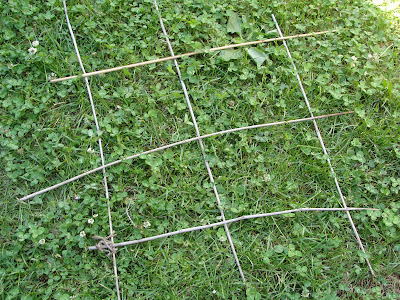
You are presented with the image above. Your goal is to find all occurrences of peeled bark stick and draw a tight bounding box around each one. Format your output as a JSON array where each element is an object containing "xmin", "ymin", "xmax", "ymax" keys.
[
  {"xmin": 19, "ymin": 111, "xmax": 353, "ymax": 202},
  {"xmin": 88, "ymin": 207, "xmax": 379, "ymax": 250},
  {"xmin": 51, "ymin": 30, "xmax": 337, "ymax": 83}
]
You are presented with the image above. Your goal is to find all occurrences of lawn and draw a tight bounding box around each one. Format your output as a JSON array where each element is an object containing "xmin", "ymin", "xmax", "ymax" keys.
[{"xmin": 1, "ymin": 0, "xmax": 400, "ymax": 299}]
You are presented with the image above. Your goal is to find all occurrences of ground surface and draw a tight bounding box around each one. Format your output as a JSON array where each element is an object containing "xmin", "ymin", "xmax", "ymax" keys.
[{"xmin": 1, "ymin": 0, "xmax": 400, "ymax": 299}]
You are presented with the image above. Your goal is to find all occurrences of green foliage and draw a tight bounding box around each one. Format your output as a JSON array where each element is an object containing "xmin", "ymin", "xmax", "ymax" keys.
[
  {"xmin": 247, "ymin": 47, "xmax": 269, "ymax": 67},
  {"xmin": 227, "ymin": 12, "xmax": 243, "ymax": 36},
  {"xmin": 1, "ymin": 0, "xmax": 400, "ymax": 298}
]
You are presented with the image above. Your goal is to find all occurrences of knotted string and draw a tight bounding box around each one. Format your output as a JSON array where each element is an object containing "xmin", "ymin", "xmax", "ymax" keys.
[{"xmin": 92, "ymin": 232, "xmax": 117, "ymax": 258}]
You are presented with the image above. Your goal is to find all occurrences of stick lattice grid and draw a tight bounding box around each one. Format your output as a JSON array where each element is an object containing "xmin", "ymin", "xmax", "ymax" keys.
[{"xmin": 20, "ymin": 2, "xmax": 378, "ymax": 297}]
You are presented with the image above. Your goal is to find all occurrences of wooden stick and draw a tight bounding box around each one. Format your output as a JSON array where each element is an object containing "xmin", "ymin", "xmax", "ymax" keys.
[
  {"xmin": 272, "ymin": 14, "xmax": 375, "ymax": 277},
  {"xmin": 62, "ymin": 1, "xmax": 121, "ymax": 297},
  {"xmin": 88, "ymin": 207, "xmax": 379, "ymax": 250},
  {"xmin": 51, "ymin": 30, "xmax": 338, "ymax": 83},
  {"xmin": 19, "ymin": 111, "xmax": 352, "ymax": 202}
]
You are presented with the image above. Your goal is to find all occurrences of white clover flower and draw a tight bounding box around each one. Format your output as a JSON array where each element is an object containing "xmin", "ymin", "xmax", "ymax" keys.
[
  {"xmin": 263, "ymin": 174, "xmax": 272, "ymax": 182},
  {"xmin": 47, "ymin": 72, "xmax": 57, "ymax": 81},
  {"xmin": 32, "ymin": 40, "xmax": 39, "ymax": 47},
  {"xmin": 87, "ymin": 147, "xmax": 95, "ymax": 154},
  {"xmin": 74, "ymin": 194, "xmax": 81, "ymax": 200},
  {"xmin": 143, "ymin": 220, "xmax": 151, "ymax": 228},
  {"xmin": 93, "ymin": 214, "xmax": 98, "ymax": 218},
  {"xmin": 88, "ymin": 218, "xmax": 94, "ymax": 224},
  {"xmin": 212, "ymin": 290, "xmax": 217, "ymax": 294},
  {"xmin": 80, "ymin": 231, "xmax": 86, "ymax": 237},
  {"xmin": 351, "ymin": 56, "xmax": 357, "ymax": 61},
  {"xmin": 368, "ymin": 53, "xmax": 379, "ymax": 62},
  {"xmin": 39, "ymin": 238, "xmax": 46, "ymax": 245},
  {"xmin": 28, "ymin": 47, "xmax": 37, "ymax": 55}
]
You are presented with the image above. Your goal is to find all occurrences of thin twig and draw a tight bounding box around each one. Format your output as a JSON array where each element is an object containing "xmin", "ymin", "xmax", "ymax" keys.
[
  {"xmin": 271, "ymin": 14, "xmax": 375, "ymax": 277},
  {"xmin": 155, "ymin": 0, "xmax": 246, "ymax": 283},
  {"xmin": 62, "ymin": 1, "xmax": 121, "ymax": 298},
  {"xmin": 50, "ymin": 30, "xmax": 338, "ymax": 83},
  {"xmin": 19, "ymin": 111, "xmax": 353, "ymax": 201},
  {"xmin": 88, "ymin": 207, "xmax": 378, "ymax": 250}
]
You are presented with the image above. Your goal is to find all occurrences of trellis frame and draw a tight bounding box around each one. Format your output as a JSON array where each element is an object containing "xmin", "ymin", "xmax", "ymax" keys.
[{"xmin": 20, "ymin": 1, "xmax": 378, "ymax": 298}]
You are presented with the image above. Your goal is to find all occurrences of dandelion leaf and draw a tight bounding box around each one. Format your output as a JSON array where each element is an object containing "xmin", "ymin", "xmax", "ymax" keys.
[
  {"xmin": 247, "ymin": 47, "xmax": 267, "ymax": 67},
  {"xmin": 220, "ymin": 49, "xmax": 242, "ymax": 61},
  {"xmin": 227, "ymin": 12, "xmax": 242, "ymax": 35}
]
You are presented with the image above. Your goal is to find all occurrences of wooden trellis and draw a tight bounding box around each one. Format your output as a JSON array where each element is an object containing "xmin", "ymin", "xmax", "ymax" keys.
[{"xmin": 20, "ymin": 1, "xmax": 377, "ymax": 298}]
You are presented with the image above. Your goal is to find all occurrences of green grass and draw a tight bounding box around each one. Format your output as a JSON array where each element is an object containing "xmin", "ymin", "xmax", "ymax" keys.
[{"xmin": 1, "ymin": 0, "xmax": 400, "ymax": 299}]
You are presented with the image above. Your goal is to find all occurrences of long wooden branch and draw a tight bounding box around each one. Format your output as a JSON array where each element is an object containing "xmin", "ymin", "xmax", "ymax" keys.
[
  {"xmin": 88, "ymin": 207, "xmax": 378, "ymax": 250},
  {"xmin": 51, "ymin": 30, "xmax": 337, "ymax": 83},
  {"xmin": 19, "ymin": 111, "xmax": 352, "ymax": 201}
]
